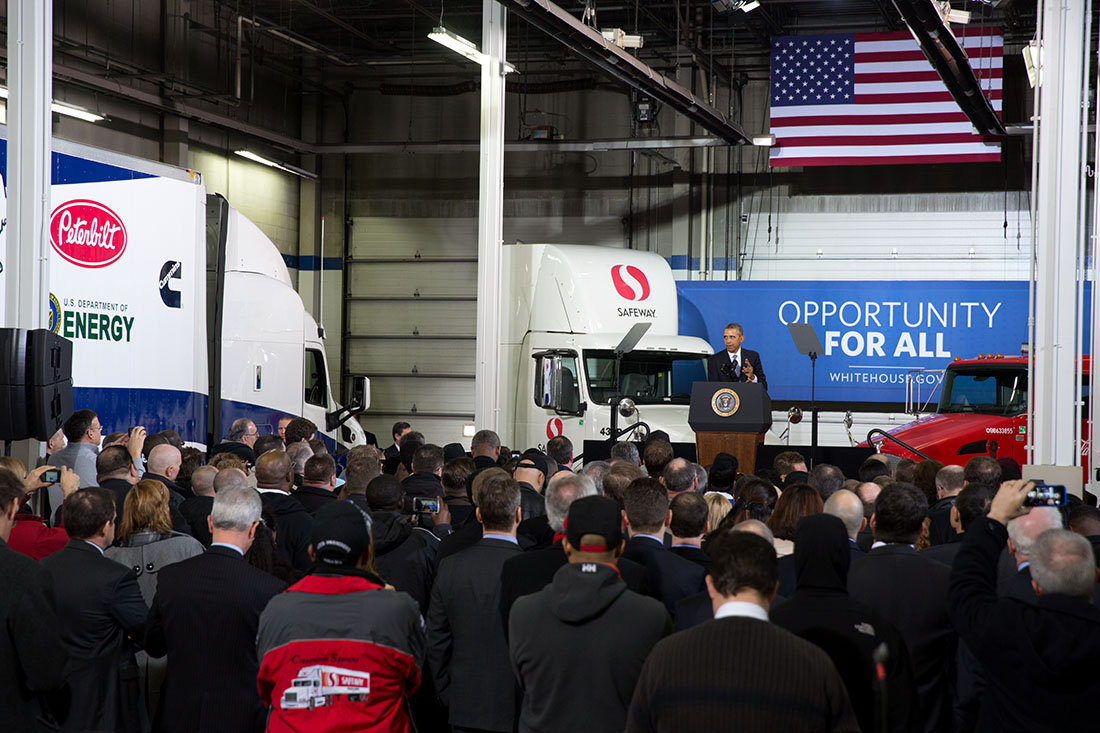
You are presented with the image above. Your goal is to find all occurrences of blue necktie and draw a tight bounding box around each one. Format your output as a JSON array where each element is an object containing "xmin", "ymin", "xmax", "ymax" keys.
[{"xmin": 732, "ymin": 354, "xmax": 740, "ymax": 378}]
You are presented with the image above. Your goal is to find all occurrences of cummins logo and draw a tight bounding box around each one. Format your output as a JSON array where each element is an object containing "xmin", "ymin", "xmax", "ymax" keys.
[{"xmin": 611, "ymin": 265, "xmax": 651, "ymax": 302}]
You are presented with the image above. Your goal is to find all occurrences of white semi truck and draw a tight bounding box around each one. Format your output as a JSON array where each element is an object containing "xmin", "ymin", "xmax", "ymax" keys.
[
  {"xmin": 279, "ymin": 665, "xmax": 370, "ymax": 710},
  {"xmin": 0, "ymin": 132, "xmax": 368, "ymax": 450},
  {"xmin": 499, "ymin": 244, "xmax": 714, "ymax": 461}
]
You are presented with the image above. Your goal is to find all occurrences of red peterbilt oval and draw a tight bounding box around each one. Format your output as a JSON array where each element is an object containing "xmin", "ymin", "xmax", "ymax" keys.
[{"xmin": 50, "ymin": 199, "xmax": 128, "ymax": 268}]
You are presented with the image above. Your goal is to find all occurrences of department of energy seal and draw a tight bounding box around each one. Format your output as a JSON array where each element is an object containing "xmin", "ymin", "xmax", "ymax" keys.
[
  {"xmin": 48, "ymin": 293, "xmax": 61, "ymax": 334},
  {"xmin": 711, "ymin": 388, "xmax": 740, "ymax": 417}
]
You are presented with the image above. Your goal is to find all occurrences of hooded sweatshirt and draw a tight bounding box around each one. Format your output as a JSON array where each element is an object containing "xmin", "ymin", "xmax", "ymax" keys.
[
  {"xmin": 508, "ymin": 562, "xmax": 670, "ymax": 733},
  {"xmin": 771, "ymin": 514, "xmax": 918, "ymax": 733},
  {"xmin": 371, "ymin": 511, "xmax": 437, "ymax": 616}
]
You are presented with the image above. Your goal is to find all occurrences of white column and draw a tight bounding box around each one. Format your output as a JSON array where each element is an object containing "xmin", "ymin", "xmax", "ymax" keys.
[
  {"xmin": 474, "ymin": 0, "xmax": 507, "ymax": 432},
  {"xmin": 1030, "ymin": 0, "xmax": 1088, "ymax": 469},
  {"xmin": 3, "ymin": 0, "xmax": 52, "ymax": 330}
]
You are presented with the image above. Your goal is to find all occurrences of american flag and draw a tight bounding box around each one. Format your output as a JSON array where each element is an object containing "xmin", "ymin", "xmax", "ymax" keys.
[{"xmin": 769, "ymin": 29, "xmax": 1003, "ymax": 167}]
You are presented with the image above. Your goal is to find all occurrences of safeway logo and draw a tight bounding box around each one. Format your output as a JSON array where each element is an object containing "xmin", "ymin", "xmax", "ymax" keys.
[
  {"xmin": 50, "ymin": 200, "xmax": 128, "ymax": 269},
  {"xmin": 611, "ymin": 265, "xmax": 650, "ymax": 301},
  {"xmin": 546, "ymin": 418, "xmax": 564, "ymax": 440}
]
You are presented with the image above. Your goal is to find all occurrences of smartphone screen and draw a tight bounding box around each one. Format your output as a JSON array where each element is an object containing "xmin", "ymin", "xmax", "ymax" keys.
[{"xmin": 1024, "ymin": 483, "xmax": 1066, "ymax": 507}]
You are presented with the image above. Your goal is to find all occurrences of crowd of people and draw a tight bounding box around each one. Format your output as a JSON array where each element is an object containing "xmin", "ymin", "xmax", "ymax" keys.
[{"xmin": 2, "ymin": 411, "xmax": 1100, "ymax": 733}]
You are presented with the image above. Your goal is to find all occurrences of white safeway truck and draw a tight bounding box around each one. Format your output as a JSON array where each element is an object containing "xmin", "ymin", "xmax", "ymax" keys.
[
  {"xmin": 280, "ymin": 665, "xmax": 370, "ymax": 710},
  {"xmin": 499, "ymin": 244, "xmax": 714, "ymax": 462},
  {"xmin": 0, "ymin": 132, "xmax": 367, "ymax": 450}
]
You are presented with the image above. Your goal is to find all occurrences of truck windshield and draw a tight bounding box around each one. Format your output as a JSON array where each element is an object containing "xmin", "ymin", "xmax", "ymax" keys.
[
  {"xmin": 583, "ymin": 350, "xmax": 709, "ymax": 405},
  {"xmin": 938, "ymin": 367, "xmax": 1027, "ymax": 416}
]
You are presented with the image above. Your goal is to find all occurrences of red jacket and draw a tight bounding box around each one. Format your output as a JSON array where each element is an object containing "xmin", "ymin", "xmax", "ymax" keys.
[
  {"xmin": 8, "ymin": 514, "xmax": 68, "ymax": 560},
  {"xmin": 257, "ymin": 572, "xmax": 424, "ymax": 732}
]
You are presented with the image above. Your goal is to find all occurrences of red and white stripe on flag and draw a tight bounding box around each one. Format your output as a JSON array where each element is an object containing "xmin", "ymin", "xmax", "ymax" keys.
[{"xmin": 768, "ymin": 28, "xmax": 1003, "ymax": 167}]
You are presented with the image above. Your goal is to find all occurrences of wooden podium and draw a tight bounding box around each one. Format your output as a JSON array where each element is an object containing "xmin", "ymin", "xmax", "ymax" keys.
[{"xmin": 689, "ymin": 382, "xmax": 772, "ymax": 471}]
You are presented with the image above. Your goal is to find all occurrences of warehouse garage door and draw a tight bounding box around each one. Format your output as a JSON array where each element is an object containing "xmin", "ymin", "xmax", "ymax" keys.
[{"xmin": 346, "ymin": 216, "xmax": 624, "ymax": 449}]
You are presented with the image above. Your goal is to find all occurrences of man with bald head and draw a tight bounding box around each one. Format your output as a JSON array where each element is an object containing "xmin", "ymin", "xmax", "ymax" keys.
[
  {"xmin": 180, "ymin": 465, "xmax": 219, "ymax": 545},
  {"xmin": 254, "ymin": 451, "xmax": 313, "ymax": 571},
  {"xmin": 825, "ymin": 489, "xmax": 867, "ymax": 561},
  {"xmin": 146, "ymin": 443, "xmax": 188, "ymax": 500},
  {"xmin": 214, "ymin": 467, "xmax": 249, "ymax": 492}
]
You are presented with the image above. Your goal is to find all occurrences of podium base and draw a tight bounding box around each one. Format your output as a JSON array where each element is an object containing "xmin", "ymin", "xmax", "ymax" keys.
[{"xmin": 696, "ymin": 432, "xmax": 760, "ymax": 474}]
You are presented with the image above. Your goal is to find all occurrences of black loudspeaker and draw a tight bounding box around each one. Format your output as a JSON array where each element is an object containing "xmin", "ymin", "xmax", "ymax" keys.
[{"xmin": 0, "ymin": 328, "xmax": 75, "ymax": 441}]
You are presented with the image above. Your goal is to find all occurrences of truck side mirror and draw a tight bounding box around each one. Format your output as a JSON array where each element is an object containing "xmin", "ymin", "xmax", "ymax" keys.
[
  {"xmin": 533, "ymin": 353, "xmax": 584, "ymax": 417},
  {"xmin": 350, "ymin": 376, "xmax": 370, "ymax": 412}
]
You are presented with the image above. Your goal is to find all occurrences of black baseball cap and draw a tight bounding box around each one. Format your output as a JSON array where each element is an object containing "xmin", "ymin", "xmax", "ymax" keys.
[
  {"xmin": 311, "ymin": 500, "xmax": 373, "ymax": 566},
  {"xmin": 565, "ymin": 495, "xmax": 623, "ymax": 552}
]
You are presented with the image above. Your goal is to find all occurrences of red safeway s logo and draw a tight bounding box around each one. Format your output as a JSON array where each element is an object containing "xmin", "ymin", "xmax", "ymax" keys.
[
  {"xmin": 546, "ymin": 418, "xmax": 564, "ymax": 440},
  {"xmin": 611, "ymin": 264, "xmax": 650, "ymax": 301},
  {"xmin": 50, "ymin": 199, "xmax": 128, "ymax": 268}
]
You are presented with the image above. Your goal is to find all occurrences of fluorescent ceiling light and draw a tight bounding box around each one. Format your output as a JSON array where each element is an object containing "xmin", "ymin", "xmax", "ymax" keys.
[
  {"xmin": 711, "ymin": 0, "xmax": 760, "ymax": 12},
  {"xmin": 428, "ymin": 26, "xmax": 518, "ymax": 73},
  {"xmin": 0, "ymin": 86, "xmax": 106, "ymax": 122},
  {"xmin": 234, "ymin": 150, "xmax": 318, "ymax": 180}
]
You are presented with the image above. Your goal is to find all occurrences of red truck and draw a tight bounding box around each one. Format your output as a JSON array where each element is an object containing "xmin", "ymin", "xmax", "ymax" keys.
[{"xmin": 872, "ymin": 354, "xmax": 1071, "ymax": 468}]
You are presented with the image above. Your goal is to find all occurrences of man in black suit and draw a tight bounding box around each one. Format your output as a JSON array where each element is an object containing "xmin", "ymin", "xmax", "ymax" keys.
[
  {"xmin": 95, "ymin": 444, "xmax": 141, "ymax": 527},
  {"xmin": 146, "ymin": 485, "xmax": 286, "ymax": 733},
  {"xmin": 950, "ymin": 480, "xmax": 1100, "ymax": 729},
  {"xmin": 402, "ymin": 443, "xmax": 446, "ymax": 500},
  {"xmin": 627, "ymin": 530, "xmax": 857, "ymax": 732},
  {"xmin": 622, "ymin": 477, "xmax": 706, "ymax": 613},
  {"xmin": 848, "ymin": 482, "xmax": 954, "ymax": 733},
  {"xmin": 292, "ymin": 453, "xmax": 340, "ymax": 515},
  {"xmin": 384, "ymin": 421, "xmax": 412, "ymax": 463},
  {"xmin": 208, "ymin": 417, "xmax": 259, "ymax": 466},
  {"xmin": 669, "ymin": 493, "xmax": 710, "ymax": 569},
  {"xmin": 0, "ymin": 469, "xmax": 70, "ymax": 732},
  {"xmin": 428, "ymin": 471, "xmax": 523, "ymax": 732},
  {"xmin": 41, "ymin": 487, "xmax": 149, "ymax": 733},
  {"xmin": 254, "ymin": 450, "xmax": 314, "ymax": 572},
  {"xmin": 706, "ymin": 321, "xmax": 767, "ymax": 391}
]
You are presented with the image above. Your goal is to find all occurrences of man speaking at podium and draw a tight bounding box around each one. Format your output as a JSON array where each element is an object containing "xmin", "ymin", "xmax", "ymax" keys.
[{"xmin": 707, "ymin": 322, "xmax": 767, "ymax": 392}]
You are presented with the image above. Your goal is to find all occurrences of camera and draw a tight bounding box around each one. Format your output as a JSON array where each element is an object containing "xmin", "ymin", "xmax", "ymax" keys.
[
  {"xmin": 402, "ymin": 496, "xmax": 440, "ymax": 514},
  {"xmin": 41, "ymin": 468, "xmax": 60, "ymax": 484},
  {"xmin": 1024, "ymin": 483, "xmax": 1066, "ymax": 508}
]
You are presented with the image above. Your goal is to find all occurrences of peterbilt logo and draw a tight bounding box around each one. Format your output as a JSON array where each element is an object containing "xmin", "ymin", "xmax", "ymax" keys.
[
  {"xmin": 611, "ymin": 265, "xmax": 651, "ymax": 301},
  {"xmin": 50, "ymin": 200, "xmax": 127, "ymax": 268}
]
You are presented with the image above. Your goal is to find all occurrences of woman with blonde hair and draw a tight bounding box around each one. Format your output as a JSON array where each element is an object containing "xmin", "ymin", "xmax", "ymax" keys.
[
  {"xmin": 704, "ymin": 492, "xmax": 734, "ymax": 538},
  {"xmin": 106, "ymin": 479, "xmax": 203, "ymax": 717},
  {"xmin": 107, "ymin": 479, "xmax": 205, "ymax": 600}
]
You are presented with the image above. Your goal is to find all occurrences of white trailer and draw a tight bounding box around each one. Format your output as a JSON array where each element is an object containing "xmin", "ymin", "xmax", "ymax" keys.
[{"xmin": 0, "ymin": 133, "xmax": 368, "ymax": 450}]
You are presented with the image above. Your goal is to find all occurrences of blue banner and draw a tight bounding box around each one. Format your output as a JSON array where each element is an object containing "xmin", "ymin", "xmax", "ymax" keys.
[{"xmin": 678, "ymin": 281, "xmax": 1040, "ymax": 403}]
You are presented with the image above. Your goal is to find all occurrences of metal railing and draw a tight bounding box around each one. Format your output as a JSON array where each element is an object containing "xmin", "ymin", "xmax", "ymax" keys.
[{"xmin": 865, "ymin": 428, "xmax": 931, "ymax": 460}]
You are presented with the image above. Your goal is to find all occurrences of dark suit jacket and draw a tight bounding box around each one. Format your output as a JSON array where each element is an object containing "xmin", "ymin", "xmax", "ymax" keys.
[
  {"xmin": 950, "ymin": 518, "xmax": 1100, "ymax": 731},
  {"xmin": 40, "ymin": 540, "xmax": 149, "ymax": 733},
  {"xmin": 622, "ymin": 535, "xmax": 706, "ymax": 614},
  {"xmin": 848, "ymin": 544, "xmax": 955, "ymax": 733},
  {"xmin": 258, "ymin": 490, "xmax": 314, "ymax": 572},
  {"xmin": 0, "ymin": 538, "xmax": 70, "ymax": 732},
  {"xmin": 927, "ymin": 496, "xmax": 958, "ymax": 546},
  {"xmin": 179, "ymin": 495, "xmax": 214, "ymax": 546},
  {"xmin": 706, "ymin": 347, "xmax": 767, "ymax": 391},
  {"xmin": 146, "ymin": 545, "xmax": 287, "ymax": 733},
  {"xmin": 292, "ymin": 483, "xmax": 338, "ymax": 516},
  {"xmin": 670, "ymin": 544, "xmax": 710, "ymax": 570},
  {"xmin": 626, "ymin": 616, "xmax": 857, "ymax": 732},
  {"xmin": 209, "ymin": 440, "xmax": 255, "ymax": 466},
  {"xmin": 427, "ymin": 537, "xmax": 523, "ymax": 732},
  {"xmin": 920, "ymin": 536, "xmax": 962, "ymax": 567}
]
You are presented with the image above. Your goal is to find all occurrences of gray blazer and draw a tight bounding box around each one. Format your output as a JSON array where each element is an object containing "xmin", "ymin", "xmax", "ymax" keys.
[{"xmin": 106, "ymin": 531, "xmax": 205, "ymax": 604}]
